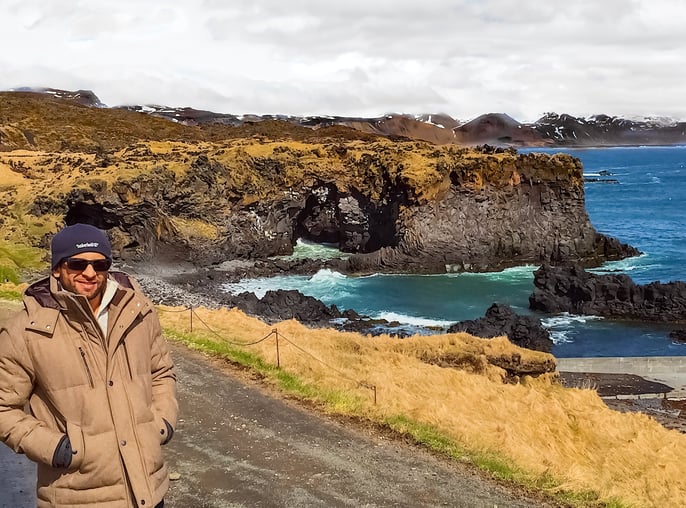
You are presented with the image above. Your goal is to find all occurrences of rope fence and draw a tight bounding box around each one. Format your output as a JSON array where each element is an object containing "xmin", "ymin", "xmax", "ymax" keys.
[{"xmin": 157, "ymin": 304, "xmax": 378, "ymax": 404}]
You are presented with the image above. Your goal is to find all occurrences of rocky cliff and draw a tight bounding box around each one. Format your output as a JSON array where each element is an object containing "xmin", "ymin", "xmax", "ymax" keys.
[{"xmin": 0, "ymin": 91, "xmax": 638, "ymax": 275}]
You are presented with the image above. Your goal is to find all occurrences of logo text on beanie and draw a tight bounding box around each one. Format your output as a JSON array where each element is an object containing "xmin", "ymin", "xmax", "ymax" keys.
[{"xmin": 76, "ymin": 242, "xmax": 100, "ymax": 249}]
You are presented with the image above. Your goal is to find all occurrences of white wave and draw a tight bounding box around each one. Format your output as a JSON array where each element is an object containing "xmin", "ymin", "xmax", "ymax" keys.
[
  {"xmin": 484, "ymin": 265, "xmax": 538, "ymax": 281},
  {"xmin": 222, "ymin": 269, "xmax": 353, "ymax": 300},
  {"xmin": 541, "ymin": 313, "xmax": 603, "ymax": 329},
  {"xmin": 270, "ymin": 239, "xmax": 348, "ymax": 261},
  {"xmin": 374, "ymin": 311, "xmax": 454, "ymax": 328},
  {"xmin": 357, "ymin": 272, "xmax": 381, "ymax": 278},
  {"xmin": 549, "ymin": 330, "xmax": 574, "ymax": 345},
  {"xmin": 222, "ymin": 274, "xmax": 307, "ymax": 298},
  {"xmin": 541, "ymin": 313, "xmax": 604, "ymax": 345},
  {"xmin": 309, "ymin": 268, "xmax": 347, "ymax": 282},
  {"xmin": 588, "ymin": 254, "xmax": 651, "ymax": 274},
  {"xmin": 446, "ymin": 264, "xmax": 537, "ymax": 281},
  {"xmin": 306, "ymin": 269, "xmax": 352, "ymax": 298}
]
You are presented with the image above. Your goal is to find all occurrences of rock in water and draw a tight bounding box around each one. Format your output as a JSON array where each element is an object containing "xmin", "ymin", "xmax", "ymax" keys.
[
  {"xmin": 448, "ymin": 303, "xmax": 553, "ymax": 353},
  {"xmin": 529, "ymin": 263, "xmax": 686, "ymax": 321}
]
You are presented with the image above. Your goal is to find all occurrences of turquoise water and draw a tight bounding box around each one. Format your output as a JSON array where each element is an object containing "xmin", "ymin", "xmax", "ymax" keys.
[{"xmin": 224, "ymin": 146, "xmax": 686, "ymax": 357}]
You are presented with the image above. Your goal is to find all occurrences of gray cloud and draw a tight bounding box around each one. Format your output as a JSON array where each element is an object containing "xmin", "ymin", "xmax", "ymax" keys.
[{"xmin": 1, "ymin": 0, "xmax": 684, "ymax": 121}]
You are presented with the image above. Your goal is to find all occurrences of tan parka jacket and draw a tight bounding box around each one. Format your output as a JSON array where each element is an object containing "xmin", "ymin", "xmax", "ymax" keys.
[{"xmin": 0, "ymin": 272, "xmax": 178, "ymax": 507}]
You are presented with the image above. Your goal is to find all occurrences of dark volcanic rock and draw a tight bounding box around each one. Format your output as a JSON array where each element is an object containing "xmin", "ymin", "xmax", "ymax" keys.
[
  {"xmin": 344, "ymin": 150, "xmax": 640, "ymax": 274},
  {"xmin": 222, "ymin": 289, "xmax": 404, "ymax": 335},
  {"xmin": 233, "ymin": 289, "xmax": 340, "ymax": 325},
  {"xmin": 529, "ymin": 263, "xmax": 686, "ymax": 321},
  {"xmin": 669, "ymin": 329, "xmax": 686, "ymax": 343},
  {"xmin": 447, "ymin": 303, "xmax": 553, "ymax": 353}
]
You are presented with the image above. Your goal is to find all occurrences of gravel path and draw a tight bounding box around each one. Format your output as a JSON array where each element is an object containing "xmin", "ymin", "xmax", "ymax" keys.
[{"xmin": 163, "ymin": 343, "xmax": 562, "ymax": 508}]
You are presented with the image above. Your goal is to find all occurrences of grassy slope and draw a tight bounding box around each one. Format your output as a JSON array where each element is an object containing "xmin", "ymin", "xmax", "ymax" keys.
[
  {"xmin": 0, "ymin": 92, "xmax": 202, "ymax": 152},
  {"xmin": 158, "ymin": 304, "xmax": 686, "ymax": 508}
]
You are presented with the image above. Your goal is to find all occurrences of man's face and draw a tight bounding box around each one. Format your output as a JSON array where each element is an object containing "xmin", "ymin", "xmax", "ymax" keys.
[{"xmin": 52, "ymin": 252, "xmax": 110, "ymax": 311}]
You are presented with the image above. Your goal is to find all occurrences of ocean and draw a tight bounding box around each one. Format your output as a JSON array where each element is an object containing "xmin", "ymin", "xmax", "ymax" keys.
[{"xmin": 224, "ymin": 146, "xmax": 686, "ymax": 358}]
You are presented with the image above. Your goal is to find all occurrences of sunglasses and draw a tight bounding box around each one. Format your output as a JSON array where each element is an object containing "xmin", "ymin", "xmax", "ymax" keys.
[{"xmin": 64, "ymin": 257, "xmax": 112, "ymax": 272}]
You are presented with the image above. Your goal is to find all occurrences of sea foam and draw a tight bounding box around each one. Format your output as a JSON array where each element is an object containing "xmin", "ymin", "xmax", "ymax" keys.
[{"xmin": 375, "ymin": 311, "xmax": 454, "ymax": 329}]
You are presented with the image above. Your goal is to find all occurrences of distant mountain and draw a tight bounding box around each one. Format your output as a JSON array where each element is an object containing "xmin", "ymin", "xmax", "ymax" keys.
[
  {"xmin": 532, "ymin": 113, "xmax": 686, "ymax": 146},
  {"xmin": 120, "ymin": 104, "xmax": 242, "ymax": 125},
  {"xmin": 121, "ymin": 102, "xmax": 686, "ymax": 147},
  {"xmin": 9, "ymin": 87, "xmax": 106, "ymax": 108},
  {"xmin": 6, "ymin": 88, "xmax": 686, "ymax": 147}
]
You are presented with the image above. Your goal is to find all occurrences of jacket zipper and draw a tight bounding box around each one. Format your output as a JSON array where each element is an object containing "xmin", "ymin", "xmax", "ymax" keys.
[
  {"xmin": 78, "ymin": 346, "xmax": 95, "ymax": 388},
  {"xmin": 121, "ymin": 340, "xmax": 134, "ymax": 380}
]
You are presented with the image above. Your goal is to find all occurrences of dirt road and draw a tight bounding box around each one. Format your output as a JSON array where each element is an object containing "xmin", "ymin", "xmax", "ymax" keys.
[{"xmin": 163, "ymin": 343, "xmax": 558, "ymax": 507}]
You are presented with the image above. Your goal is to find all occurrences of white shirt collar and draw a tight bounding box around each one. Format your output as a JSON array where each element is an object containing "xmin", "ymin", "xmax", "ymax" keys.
[{"xmin": 96, "ymin": 278, "xmax": 119, "ymax": 336}]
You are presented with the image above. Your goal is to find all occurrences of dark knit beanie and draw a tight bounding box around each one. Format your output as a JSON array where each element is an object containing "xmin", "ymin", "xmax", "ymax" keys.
[{"xmin": 51, "ymin": 224, "xmax": 112, "ymax": 269}]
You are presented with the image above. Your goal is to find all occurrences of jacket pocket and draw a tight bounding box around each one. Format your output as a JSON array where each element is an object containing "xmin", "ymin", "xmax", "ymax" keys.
[
  {"xmin": 141, "ymin": 418, "xmax": 166, "ymax": 476},
  {"xmin": 65, "ymin": 421, "xmax": 85, "ymax": 471}
]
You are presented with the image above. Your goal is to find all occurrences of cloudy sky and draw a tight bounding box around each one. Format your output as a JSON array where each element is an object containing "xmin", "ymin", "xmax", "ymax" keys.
[{"xmin": 1, "ymin": 0, "xmax": 684, "ymax": 122}]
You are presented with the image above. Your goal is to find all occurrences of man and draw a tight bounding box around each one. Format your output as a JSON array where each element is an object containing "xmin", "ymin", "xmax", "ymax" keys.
[{"xmin": 0, "ymin": 223, "xmax": 178, "ymax": 507}]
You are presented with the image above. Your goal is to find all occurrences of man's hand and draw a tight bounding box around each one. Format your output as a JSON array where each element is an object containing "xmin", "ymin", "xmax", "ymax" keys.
[{"xmin": 52, "ymin": 435, "xmax": 73, "ymax": 468}]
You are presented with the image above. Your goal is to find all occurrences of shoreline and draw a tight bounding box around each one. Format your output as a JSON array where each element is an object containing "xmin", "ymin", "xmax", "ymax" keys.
[{"xmin": 520, "ymin": 143, "xmax": 686, "ymax": 150}]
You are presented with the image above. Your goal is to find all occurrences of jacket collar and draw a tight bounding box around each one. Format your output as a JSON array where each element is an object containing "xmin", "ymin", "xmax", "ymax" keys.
[{"xmin": 22, "ymin": 272, "xmax": 138, "ymax": 337}]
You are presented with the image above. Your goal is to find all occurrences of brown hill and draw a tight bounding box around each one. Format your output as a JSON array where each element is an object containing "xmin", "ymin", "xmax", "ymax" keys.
[
  {"xmin": 0, "ymin": 91, "xmax": 206, "ymax": 152},
  {"xmin": 339, "ymin": 114, "xmax": 459, "ymax": 145},
  {"xmin": 0, "ymin": 92, "xmax": 379, "ymax": 153},
  {"xmin": 453, "ymin": 113, "xmax": 548, "ymax": 146}
]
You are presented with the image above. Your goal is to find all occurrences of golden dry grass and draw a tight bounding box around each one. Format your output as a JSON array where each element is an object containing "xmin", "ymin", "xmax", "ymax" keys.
[
  {"xmin": 168, "ymin": 217, "xmax": 219, "ymax": 240},
  {"xmin": 158, "ymin": 305, "xmax": 686, "ymax": 507}
]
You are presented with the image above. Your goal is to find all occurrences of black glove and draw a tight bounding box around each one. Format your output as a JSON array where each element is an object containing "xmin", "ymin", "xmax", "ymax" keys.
[
  {"xmin": 52, "ymin": 435, "xmax": 73, "ymax": 469},
  {"xmin": 162, "ymin": 419, "xmax": 174, "ymax": 445}
]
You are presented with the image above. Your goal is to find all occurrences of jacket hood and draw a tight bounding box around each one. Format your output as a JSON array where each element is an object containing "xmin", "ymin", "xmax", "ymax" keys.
[{"xmin": 25, "ymin": 271, "xmax": 137, "ymax": 310}]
